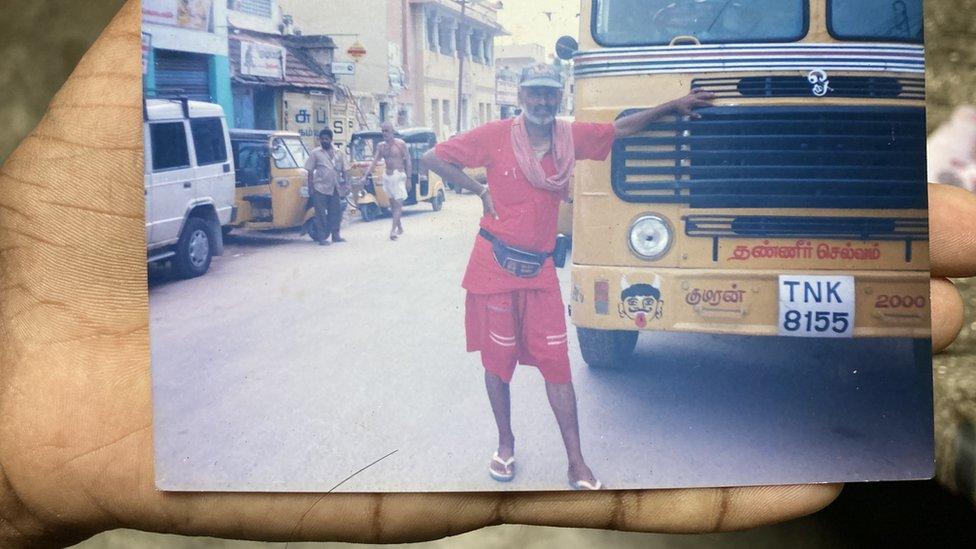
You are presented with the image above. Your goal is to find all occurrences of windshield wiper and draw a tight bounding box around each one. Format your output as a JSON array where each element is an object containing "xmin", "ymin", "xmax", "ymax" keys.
[{"xmin": 707, "ymin": 0, "xmax": 734, "ymax": 33}]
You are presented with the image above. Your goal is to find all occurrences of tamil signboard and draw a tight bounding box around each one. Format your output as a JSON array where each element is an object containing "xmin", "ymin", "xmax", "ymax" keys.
[
  {"xmin": 496, "ymin": 78, "xmax": 518, "ymax": 106},
  {"xmin": 240, "ymin": 40, "xmax": 286, "ymax": 79},
  {"xmin": 283, "ymin": 91, "xmax": 337, "ymax": 149},
  {"xmin": 142, "ymin": 0, "xmax": 213, "ymax": 31}
]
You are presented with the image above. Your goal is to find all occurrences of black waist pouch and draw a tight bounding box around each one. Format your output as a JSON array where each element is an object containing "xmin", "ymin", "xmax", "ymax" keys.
[{"xmin": 480, "ymin": 229, "xmax": 550, "ymax": 278}]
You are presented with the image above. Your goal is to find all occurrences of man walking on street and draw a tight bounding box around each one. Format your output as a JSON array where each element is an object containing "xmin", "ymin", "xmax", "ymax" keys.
[
  {"xmin": 305, "ymin": 129, "xmax": 350, "ymax": 245},
  {"xmin": 423, "ymin": 63, "xmax": 713, "ymax": 489},
  {"xmin": 364, "ymin": 122, "xmax": 412, "ymax": 240}
]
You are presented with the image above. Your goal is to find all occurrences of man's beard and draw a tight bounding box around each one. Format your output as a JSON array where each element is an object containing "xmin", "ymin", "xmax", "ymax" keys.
[{"xmin": 523, "ymin": 106, "xmax": 557, "ymax": 126}]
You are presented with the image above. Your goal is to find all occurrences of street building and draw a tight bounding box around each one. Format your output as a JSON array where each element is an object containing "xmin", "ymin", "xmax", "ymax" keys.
[
  {"xmin": 228, "ymin": 26, "xmax": 339, "ymax": 149},
  {"xmin": 495, "ymin": 65, "xmax": 518, "ymax": 119},
  {"xmin": 278, "ymin": 0, "xmax": 408, "ymax": 134},
  {"xmin": 227, "ymin": 1, "xmax": 344, "ymax": 151},
  {"xmin": 495, "ymin": 42, "xmax": 545, "ymax": 70},
  {"xmin": 142, "ymin": 0, "xmax": 234, "ymax": 119},
  {"xmin": 280, "ymin": 0, "xmax": 506, "ymax": 142},
  {"xmin": 412, "ymin": 0, "xmax": 506, "ymax": 140}
]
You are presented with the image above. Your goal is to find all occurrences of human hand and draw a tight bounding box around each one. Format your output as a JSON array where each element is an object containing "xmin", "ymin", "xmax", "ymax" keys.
[
  {"xmin": 481, "ymin": 189, "xmax": 499, "ymax": 220},
  {"xmin": 671, "ymin": 88, "xmax": 716, "ymax": 119},
  {"xmin": 0, "ymin": 2, "xmax": 971, "ymax": 546}
]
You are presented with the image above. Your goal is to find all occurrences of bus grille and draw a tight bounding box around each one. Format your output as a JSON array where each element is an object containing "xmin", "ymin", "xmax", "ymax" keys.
[
  {"xmin": 684, "ymin": 215, "xmax": 928, "ymax": 241},
  {"xmin": 610, "ymin": 106, "xmax": 927, "ymax": 209},
  {"xmin": 691, "ymin": 76, "xmax": 925, "ymax": 100}
]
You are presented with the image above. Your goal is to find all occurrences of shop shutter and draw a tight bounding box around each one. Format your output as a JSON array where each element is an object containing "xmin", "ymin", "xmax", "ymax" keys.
[{"xmin": 154, "ymin": 50, "xmax": 211, "ymax": 102}]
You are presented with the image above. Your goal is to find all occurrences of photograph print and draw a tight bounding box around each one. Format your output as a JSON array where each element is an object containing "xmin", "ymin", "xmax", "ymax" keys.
[{"xmin": 145, "ymin": 0, "xmax": 933, "ymax": 492}]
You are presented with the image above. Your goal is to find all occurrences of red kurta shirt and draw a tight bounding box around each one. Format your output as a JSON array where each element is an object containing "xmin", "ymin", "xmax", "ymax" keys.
[{"xmin": 433, "ymin": 118, "xmax": 617, "ymax": 294}]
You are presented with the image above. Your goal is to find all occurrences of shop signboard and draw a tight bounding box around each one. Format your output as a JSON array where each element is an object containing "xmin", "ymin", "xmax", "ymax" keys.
[
  {"xmin": 331, "ymin": 62, "xmax": 356, "ymax": 76},
  {"xmin": 495, "ymin": 78, "xmax": 518, "ymax": 106},
  {"xmin": 282, "ymin": 92, "xmax": 350, "ymax": 150},
  {"xmin": 143, "ymin": 0, "xmax": 213, "ymax": 31},
  {"xmin": 241, "ymin": 40, "xmax": 286, "ymax": 79}
]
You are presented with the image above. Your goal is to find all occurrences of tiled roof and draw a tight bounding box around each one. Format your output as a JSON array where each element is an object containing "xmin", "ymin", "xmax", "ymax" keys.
[{"xmin": 229, "ymin": 29, "xmax": 335, "ymax": 91}]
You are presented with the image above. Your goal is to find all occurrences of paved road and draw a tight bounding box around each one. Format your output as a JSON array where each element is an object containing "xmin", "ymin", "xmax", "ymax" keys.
[{"xmin": 150, "ymin": 194, "xmax": 933, "ymax": 492}]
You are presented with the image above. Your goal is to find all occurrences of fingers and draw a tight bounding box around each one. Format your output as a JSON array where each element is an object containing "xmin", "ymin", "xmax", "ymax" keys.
[
  {"xmin": 126, "ymin": 484, "xmax": 842, "ymax": 543},
  {"xmin": 931, "ymin": 277, "xmax": 965, "ymax": 352},
  {"xmin": 929, "ymin": 183, "xmax": 976, "ymax": 278},
  {"xmin": 0, "ymin": 0, "xmax": 147, "ymax": 544}
]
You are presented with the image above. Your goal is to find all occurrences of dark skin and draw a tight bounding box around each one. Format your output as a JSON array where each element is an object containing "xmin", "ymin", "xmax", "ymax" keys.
[{"xmin": 0, "ymin": 2, "xmax": 971, "ymax": 545}]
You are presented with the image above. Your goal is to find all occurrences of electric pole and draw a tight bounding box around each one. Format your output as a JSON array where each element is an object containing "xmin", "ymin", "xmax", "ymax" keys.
[{"xmin": 455, "ymin": 0, "xmax": 468, "ymax": 134}]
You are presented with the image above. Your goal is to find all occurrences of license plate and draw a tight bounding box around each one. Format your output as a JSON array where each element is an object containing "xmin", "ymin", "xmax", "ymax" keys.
[
  {"xmin": 778, "ymin": 275, "xmax": 855, "ymax": 338},
  {"xmin": 299, "ymin": 186, "xmax": 309, "ymax": 198}
]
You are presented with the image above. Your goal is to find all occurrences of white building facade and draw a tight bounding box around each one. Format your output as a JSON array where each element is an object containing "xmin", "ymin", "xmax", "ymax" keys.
[
  {"xmin": 278, "ymin": 0, "xmax": 410, "ymax": 131},
  {"xmin": 410, "ymin": 0, "xmax": 506, "ymax": 141}
]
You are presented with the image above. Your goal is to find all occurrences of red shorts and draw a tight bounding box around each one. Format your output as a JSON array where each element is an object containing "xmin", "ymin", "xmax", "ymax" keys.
[{"xmin": 465, "ymin": 289, "xmax": 571, "ymax": 384}]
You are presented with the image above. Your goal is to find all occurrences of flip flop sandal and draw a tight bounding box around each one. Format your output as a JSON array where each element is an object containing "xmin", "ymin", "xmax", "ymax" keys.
[
  {"xmin": 489, "ymin": 452, "xmax": 515, "ymax": 482},
  {"xmin": 570, "ymin": 478, "xmax": 603, "ymax": 490}
]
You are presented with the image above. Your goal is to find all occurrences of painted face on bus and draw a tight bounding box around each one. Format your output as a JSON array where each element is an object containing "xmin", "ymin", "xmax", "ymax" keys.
[
  {"xmin": 518, "ymin": 86, "xmax": 562, "ymax": 126},
  {"xmin": 618, "ymin": 283, "xmax": 664, "ymax": 329}
]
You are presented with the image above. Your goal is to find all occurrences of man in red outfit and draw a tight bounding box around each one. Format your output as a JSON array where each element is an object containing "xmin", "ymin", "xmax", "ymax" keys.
[{"xmin": 424, "ymin": 63, "xmax": 713, "ymax": 489}]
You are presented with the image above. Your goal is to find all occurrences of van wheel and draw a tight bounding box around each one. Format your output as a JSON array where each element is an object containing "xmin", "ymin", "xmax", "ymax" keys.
[
  {"xmin": 174, "ymin": 217, "xmax": 213, "ymax": 279},
  {"xmin": 221, "ymin": 225, "xmax": 233, "ymax": 237},
  {"xmin": 577, "ymin": 327, "xmax": 638, "ymax": 369},
  {"xmin": 431, "ymin": 189, "xmax": 445, "ymax": 211}
]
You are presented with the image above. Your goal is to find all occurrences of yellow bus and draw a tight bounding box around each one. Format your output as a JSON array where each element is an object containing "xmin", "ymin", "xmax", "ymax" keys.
[{"xmin": 561, "ymin": 0, "xmax": 928, "ymax": 367}]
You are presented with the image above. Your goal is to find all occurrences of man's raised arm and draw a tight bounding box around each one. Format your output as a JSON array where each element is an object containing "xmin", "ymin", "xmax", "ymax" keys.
[{"xmin": 614, "ymin": 89, "xmax": 715, "ymax": 138}]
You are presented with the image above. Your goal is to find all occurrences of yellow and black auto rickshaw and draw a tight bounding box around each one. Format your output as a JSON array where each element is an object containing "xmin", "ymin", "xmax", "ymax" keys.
[
  {"xmin": 347, "ymin": 127, "xmax": 447, "ymax": 221},
  {"xmin": 228, "ymin": 129, "xmax": 326, "ymax": 240}
]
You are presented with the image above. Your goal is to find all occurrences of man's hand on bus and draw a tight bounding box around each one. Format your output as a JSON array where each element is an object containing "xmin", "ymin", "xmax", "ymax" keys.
[
  {"xmin": 670, "ymin": 88, "xmax": 717, "ymax": 119},
  {"xmin": 613, "ymin": 89, "xmax": 716, "ymax": 137},
  {"xmin": 0, "ymin": 2, "xmax": 972, "ymax": 546}
]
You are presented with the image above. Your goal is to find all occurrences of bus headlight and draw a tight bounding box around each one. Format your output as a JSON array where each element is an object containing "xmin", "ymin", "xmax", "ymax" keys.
[{"xmin": 628, "ymin": 215, "xmax": 672, "ymax": 260}]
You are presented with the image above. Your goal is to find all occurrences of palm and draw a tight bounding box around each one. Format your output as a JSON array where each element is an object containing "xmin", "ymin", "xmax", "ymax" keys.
[{"xmin": 1, "ymin": 1, "xmax": 972, "ymax": 545}]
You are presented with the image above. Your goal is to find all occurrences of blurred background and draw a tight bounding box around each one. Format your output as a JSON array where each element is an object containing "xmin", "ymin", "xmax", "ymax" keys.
[{"xmin": 1, "ymin": 0, "xmax": 975, "ymax": 547}]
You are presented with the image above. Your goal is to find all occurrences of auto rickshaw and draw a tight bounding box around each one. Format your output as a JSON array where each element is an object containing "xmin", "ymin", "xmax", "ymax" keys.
[
  {"xmin": 227, "ymin": 130, "xmax": 324, "ymax": 240},
  {"xmin": 347, "ymin": 127, "xmax": 447, "ymax": 221}
]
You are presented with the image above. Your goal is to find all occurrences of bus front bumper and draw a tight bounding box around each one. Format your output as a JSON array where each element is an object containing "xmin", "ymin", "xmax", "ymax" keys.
[{"xmin": 569, "ymin": 265, "xmax": 931, "ymax": 338}]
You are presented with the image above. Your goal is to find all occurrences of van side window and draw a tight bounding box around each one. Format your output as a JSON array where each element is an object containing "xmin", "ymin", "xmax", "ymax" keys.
[
  {"xmin": 190, "ymin": 118, "xmax": 228, "ymax": 166},
  {"xmin": 150, "ymin": 122, "xmax": 190, "ymax": 171}
]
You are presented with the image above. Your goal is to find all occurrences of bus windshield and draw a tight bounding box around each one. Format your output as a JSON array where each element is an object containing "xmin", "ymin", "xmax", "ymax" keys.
[
  {"xmin": 592, "ymin": 0, "xmax": 807, "ymax": 47},
  {"xmin": 828, "ymin": 0, "xmax": 923, "ymax": 42}
]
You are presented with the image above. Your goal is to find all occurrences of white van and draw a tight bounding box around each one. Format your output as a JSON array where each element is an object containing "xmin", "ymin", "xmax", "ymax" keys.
[{"xmin": 144, "ymin": 99, "xmax": 235, "ymax": 278}]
